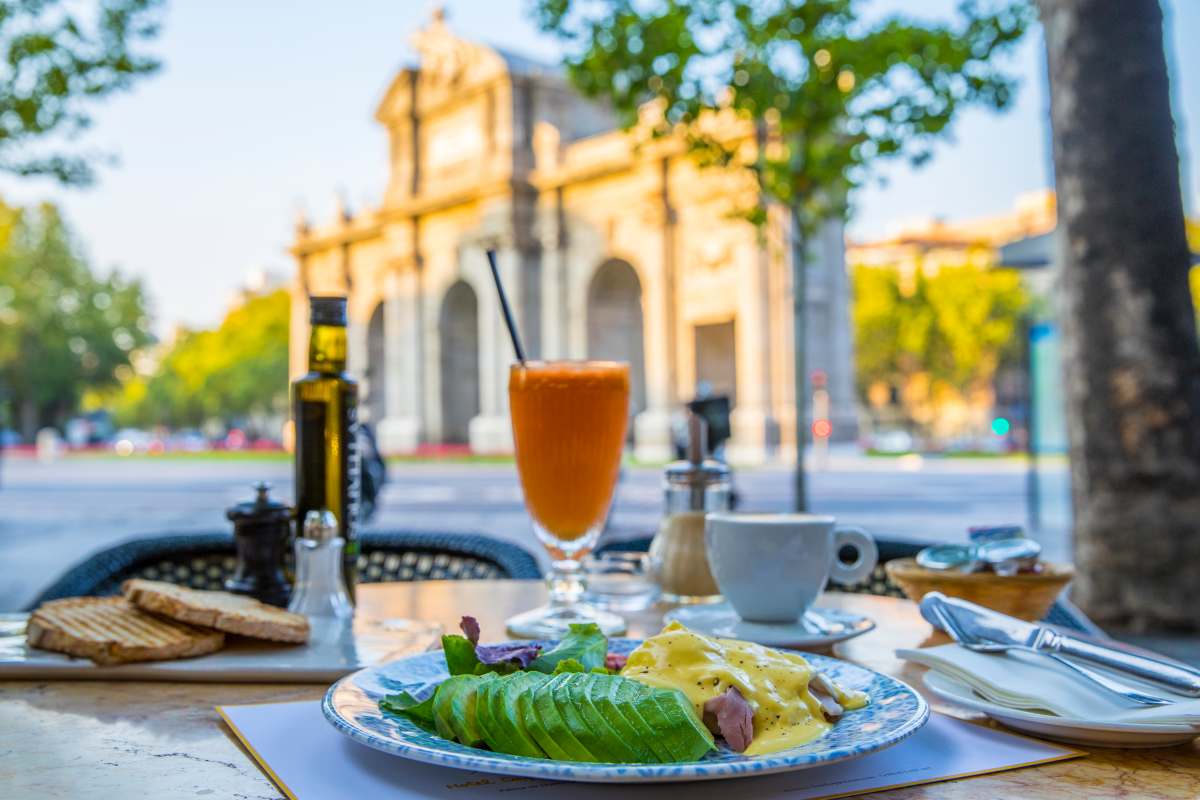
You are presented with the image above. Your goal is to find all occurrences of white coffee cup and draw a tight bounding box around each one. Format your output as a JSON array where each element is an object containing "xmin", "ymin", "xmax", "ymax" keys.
[{"xmin": 704, "ymin": 513, "xmax": 878, "ymax": 624}]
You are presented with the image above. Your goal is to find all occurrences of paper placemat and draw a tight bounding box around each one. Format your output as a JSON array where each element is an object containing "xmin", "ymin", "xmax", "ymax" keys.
[{"xmin": 217, "ymin": 701, "xmax": 1083, "ymax": 799}]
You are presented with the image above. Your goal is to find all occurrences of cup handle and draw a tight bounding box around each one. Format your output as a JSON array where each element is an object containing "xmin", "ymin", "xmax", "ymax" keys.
[{"xmin": 829, "ymin": 526, "xmax": 878, "ymax": 586}]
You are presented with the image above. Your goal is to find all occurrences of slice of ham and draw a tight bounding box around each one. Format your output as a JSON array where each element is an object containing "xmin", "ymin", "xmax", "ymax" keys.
[
  {"xmin": 809, "ymin": 673, "xmax": 845, "ymax": 721},
  {"xmin": 703, "ymin": 686, "xmax": 755, "ymax": 753}
]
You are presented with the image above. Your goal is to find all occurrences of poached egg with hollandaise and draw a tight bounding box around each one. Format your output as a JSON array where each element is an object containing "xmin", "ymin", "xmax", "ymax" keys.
[{"xmin": 620, "ymin": 621, "xmax": 869, "ymax": 755}]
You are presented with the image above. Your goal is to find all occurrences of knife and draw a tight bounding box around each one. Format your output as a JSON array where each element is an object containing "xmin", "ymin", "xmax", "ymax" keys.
[{"xmin": 921, "ymin": 592, "xmax": 1200, "ymax": 697}]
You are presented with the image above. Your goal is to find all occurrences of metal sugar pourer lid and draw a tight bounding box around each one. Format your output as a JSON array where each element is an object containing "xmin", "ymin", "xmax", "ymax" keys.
[
  {"xmin": 665, "ymin": 413, "xmax": 729, "ymax": 510},
  {"xmin": 302, "ymin": 509, "xmax": 340, "ymax": 542}
]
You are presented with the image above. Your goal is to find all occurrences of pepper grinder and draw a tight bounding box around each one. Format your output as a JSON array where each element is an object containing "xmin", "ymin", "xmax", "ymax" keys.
[{"xmin": 225, "ymin": 482, "xmax": 293, "ymax": 607}]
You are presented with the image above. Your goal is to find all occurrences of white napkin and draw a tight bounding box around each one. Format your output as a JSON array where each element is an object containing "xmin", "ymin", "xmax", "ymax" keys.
[{"xmin": 898, "ymin": 644, "xmax": 1200, "ymax": 727}]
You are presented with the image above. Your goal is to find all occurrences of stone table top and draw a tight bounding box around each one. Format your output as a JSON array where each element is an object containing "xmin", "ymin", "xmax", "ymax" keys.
[{"xmin": 2, "ymin": 581, "xmax": 1198, "ymax": 798}]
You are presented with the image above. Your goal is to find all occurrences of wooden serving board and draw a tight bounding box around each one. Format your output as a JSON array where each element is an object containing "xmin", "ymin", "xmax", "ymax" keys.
[{"xmin": 0, "ymin": 613, "xmax": 441, "ymax": 683}]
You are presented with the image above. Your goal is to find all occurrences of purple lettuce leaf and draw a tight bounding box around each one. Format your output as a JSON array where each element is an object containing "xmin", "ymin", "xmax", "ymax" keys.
[
  {"xmin": 459, "ymin": 615, "xmax": 481, "ymax": 645},
  {"xmin": 474, "ymin": 642, "xmax": 542, "ymax": 668}
]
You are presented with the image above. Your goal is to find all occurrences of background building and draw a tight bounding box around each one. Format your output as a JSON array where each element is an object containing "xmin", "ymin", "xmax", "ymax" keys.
[{"xmin": 291, "ymin": 14, "xmax": 857, "ymax": 461}]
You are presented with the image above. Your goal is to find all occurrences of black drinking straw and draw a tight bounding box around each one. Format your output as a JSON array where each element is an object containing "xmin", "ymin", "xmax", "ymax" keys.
[{"xmin": 486, "ymin": 248, "xmax": 527, "ymax": 363}]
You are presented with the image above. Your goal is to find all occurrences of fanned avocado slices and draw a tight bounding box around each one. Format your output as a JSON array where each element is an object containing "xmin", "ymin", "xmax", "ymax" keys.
[
  {"xmin": 483, "ymin": 674, "xmax": 545, "ymax": 758},
  {"xmin": 639, "ymin": 690, "xmax": 715, "ymax": 762},
  {"xmin": 431, "ymin": 675, "xmax": 473, "ymax": 743},
  {"xmin": 472, "ymin": 678, "xmax": 508, "ymax": 753},
  {"xmin": 393, "ymin": 662, "xmax": 715, "ymax": 764},
  {"xmin": 567, "ymin": 674, "xmax": 642, "ymax": 763},
  {"xmin": 553, "ymin": 673, "xmax": 625, "ymax": 762},
  {"xmin": 494, "ymin": 673, "xmax": 550, "ymax": 759},
  {"xmin": 586, "ymin": 674, "xmax": 660, "ymax": 763},
  {"xmin": 449, "ymin": 673, "xmax": 494, "ymax": 747},
  {"xmin": 609, "ymin": 678, "xmax": 677, "ymax": 763},
  {"xmin": 529, "ymin": 674, "xmax": 594, "ymax": 762}
]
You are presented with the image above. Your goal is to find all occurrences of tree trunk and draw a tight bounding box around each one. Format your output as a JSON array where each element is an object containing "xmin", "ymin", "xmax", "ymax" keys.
[
  {"xmin": 790, "ymin": 206, "xmax": 809, "ymax": 512},
  {"xmin": 1037, "ymin": 0, "xmax": 1200, "ymax": 631}
]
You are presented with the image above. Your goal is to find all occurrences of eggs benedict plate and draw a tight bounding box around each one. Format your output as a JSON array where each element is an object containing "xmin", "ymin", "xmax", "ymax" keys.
[{"xmin": 324, "ymin": 625, "xmax": 929, "ymax": 783}]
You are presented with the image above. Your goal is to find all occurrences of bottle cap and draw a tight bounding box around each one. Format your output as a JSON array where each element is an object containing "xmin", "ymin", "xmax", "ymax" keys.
[
  {"xmin": 302, "ymin": 509, "xmax": 340, "ymax": 542},
  {"xmin": 309, "ymin": 296, "xmax": 348, "ymax": 327}
]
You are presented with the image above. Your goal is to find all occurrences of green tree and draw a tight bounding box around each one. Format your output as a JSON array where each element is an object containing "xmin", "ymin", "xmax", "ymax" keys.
[
  {"xmin": 114, "ymin": 289, "xmax": 290, "ymax": 430},
  {"xmin": 534, "ymin": 0, "xmax": 1031, "ymax": 508},
  {"xmin": 0, "ymin": 198, "xmax": 152, "ymax": 438},
  {"xmin": 851, "ymin": 262, "xmax": 1028, "ymax": 430},
  {"xmin": 0, "ymin": 0, "xmax": 163, "ymax": 185}
]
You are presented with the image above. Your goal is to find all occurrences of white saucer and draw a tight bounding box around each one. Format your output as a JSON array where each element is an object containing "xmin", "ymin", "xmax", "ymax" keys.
[
  {"xmin": 923, "ymin": 671, "xmax": 1200, "ymax": 748},
  {"xmin": 663, "ymin": 603, "xmax": 875, "ymax": 648}
]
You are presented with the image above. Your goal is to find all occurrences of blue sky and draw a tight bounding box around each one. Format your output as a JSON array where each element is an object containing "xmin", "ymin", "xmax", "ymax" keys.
[{"xmin": 0, "ymin": 0, "xmax": 1196, "ymax": 333}]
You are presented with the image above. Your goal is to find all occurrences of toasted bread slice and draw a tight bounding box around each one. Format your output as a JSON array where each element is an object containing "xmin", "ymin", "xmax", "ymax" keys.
[
  {"xmin": 26, "ymin": 597, "xmax": 225, "ymax": 665},
  {"xmin": 123, "ymin": 579, "xmax": 310, "ymax": 643}
]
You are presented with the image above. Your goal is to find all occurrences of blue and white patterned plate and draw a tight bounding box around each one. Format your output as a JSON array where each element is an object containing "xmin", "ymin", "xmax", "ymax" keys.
[{"xmin": 322, "ymin": 638, "xmax": 929, "ymax": 783}]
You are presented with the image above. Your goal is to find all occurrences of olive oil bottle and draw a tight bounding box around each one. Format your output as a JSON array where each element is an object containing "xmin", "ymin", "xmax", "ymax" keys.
[{"xmin": 293, "ymin": 296, "xmax": 361, "ymax": 602}]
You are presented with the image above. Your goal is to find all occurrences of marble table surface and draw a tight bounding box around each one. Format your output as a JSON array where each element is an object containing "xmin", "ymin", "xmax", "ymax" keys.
[{"xmin": 2, "ymin": 581, "xmax": 1198, "ymax": 799}]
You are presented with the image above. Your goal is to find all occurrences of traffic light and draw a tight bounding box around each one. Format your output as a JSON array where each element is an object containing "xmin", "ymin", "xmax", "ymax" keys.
[{"xmin": 991, "ymin": 417, "xmax": 1011, "ymax": 436}]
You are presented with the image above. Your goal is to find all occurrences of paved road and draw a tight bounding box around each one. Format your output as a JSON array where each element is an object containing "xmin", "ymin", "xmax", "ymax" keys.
[{"xmin": 0, "ymin": 453, "xmax": 1070, "ymax": 611}]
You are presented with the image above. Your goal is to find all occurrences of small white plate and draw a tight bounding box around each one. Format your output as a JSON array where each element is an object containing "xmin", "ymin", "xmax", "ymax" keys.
[
  {"xmin": 663, "ymin": 603, "xmax": 875, "ymax": 648},
  {"xmin": 923, "ymin": 671, "xmax": 1200, "ymax": 748}
]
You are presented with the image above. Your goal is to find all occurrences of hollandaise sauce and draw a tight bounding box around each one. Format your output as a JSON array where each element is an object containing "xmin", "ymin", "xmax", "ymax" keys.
[{"xmin": 621, "ymin": 622, "xmax": 869, "ymax": 756}]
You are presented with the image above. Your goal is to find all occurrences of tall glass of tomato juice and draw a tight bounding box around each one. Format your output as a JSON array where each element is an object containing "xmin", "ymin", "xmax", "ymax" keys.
[{"xmin": 505, "ymin": 360, "xmax": 630, "ymax": 637}]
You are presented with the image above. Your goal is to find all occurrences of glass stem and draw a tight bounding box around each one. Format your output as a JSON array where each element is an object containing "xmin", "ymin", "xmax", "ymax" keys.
[{"xmin": 547, "ymin": 558, "xmax": 586, "ymax": 608}]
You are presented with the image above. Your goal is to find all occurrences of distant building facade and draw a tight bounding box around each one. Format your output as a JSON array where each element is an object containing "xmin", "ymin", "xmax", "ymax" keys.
[{"xmin": 290, "ymin": 14, "xmax": 857, "ymax": 461}]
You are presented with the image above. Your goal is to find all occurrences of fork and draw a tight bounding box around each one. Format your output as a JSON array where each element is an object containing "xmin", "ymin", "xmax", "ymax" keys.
[{"xmin": 929, "ymin": 601, "xmax": 1171, "ymax": 707}]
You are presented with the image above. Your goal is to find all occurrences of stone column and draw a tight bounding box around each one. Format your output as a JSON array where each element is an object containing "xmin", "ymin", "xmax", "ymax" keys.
[
  {"xmin": 727, "ymin": 240, "xmax": 777, "ymax": 464},
  {"xmin": 376, "ymin": 268, "xmax": 421, "ymax": 454},
  {"xmin": 632, "ymin": 160, "xmax": 677, "ymax": 463},
  {"xmin": 633, "ymin": 263, "xmax": 675, "ymax": 462},
  {"xmin": 468, "ymin": 243, "xmax": 515, "ymax": 454}
]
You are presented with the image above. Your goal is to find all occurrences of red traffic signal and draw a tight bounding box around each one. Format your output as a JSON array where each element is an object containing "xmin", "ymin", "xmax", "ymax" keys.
[{"xmin": 812, "ymin": 419, "xmax": 832, "ymax": 439}]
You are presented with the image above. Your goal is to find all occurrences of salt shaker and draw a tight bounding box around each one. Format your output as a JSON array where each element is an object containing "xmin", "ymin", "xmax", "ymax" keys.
[
  {"xmin": 288, "ymin": 509, "xmax": 354, "ymax": 620},
  {"xmin": 647, "ymin": 413, "xmax": 730, "ymax": 603}
]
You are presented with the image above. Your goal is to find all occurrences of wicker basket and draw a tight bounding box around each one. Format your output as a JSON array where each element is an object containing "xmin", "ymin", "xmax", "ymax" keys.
[{"xmin": 885, "ymin": 558, "xmax": 1075, "ymax": 622}]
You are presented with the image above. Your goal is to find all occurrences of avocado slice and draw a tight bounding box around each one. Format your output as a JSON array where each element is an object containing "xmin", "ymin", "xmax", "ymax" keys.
[
  {"xmin": 553, "ymin": 673, "xmax": 624, "ymax": 762},
  {"xmin": 432, "ymin": 676, "xmax": 473, "ymax": 743},
  {"xmin": 609, "ymin": 679, "xmax": 676, "ymax": 763},
  {"xmin": 587, "ymin": 675, "xmax": 659, "ymax": 763},
  {"xmin": 449, "ymin": 674, "xmax": 493, "ymax": 747},
  {"xmin": 530, "ymin": 675, "xmax": 596, "ymax": 762},
  {"xmin": 492, "ymin": 673, "xmax": 549, "ymax": 759},
  {"xmin": 473, "ymin": 678, "xmax": 508, "ymax": 753},
  {"xmin": 518, "ymin": 683, "xmax": 574, "ymax": 761},
  {"xmin": 568, "ymin": 674, "xmax": 641, "ymax": 762},
  {"xmin": 638, "ymin": 689, "xmax": 715, "ymax": 761}
]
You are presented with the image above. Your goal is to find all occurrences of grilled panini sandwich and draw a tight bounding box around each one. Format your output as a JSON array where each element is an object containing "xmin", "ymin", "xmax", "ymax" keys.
[{"xmin": 26, "ymin": 597, "xmax": 225, "ymax": 665}]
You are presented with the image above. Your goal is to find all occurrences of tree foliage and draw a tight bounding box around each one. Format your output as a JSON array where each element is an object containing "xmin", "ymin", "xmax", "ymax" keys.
[
  {"xmin": 851, "ymin": 261, "xmax": 1028, "ymax": 421},
  {"xmin": 0, "ymin": 0, "xmax": 163, "ymax": 185},
  {"xmin": 0, "ymin": 197, "xmax": 152, "ymax": 436},
  {"xmin": 533, "ymin": 0, "xmax": 1032, "ymax": 229},
  {"xmin": 110, "ymin": 288, "xmax": 290, "ymax": 430}
]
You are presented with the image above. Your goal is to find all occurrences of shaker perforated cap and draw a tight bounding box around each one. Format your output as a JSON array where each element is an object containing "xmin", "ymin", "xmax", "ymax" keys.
[
  {"xmin": 302, "ymin": 509, "xmax": 340, "ymax": 542},
  {"xmin": 309, "ymin": 296, "xmax": 347, "ymax": 326}
]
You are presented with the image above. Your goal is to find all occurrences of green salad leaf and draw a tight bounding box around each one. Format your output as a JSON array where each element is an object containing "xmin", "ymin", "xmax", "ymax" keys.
[
  {"xmin": 442, "ymin": 634, "xmax": 482, "ymax": 675},
  {"xmin": 529, "ymin": 623, "xmax": 607, "ymax": 673},
  {"xmin": 379, "ymin": 689, "xmax": 437, "ymax": 731}
]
